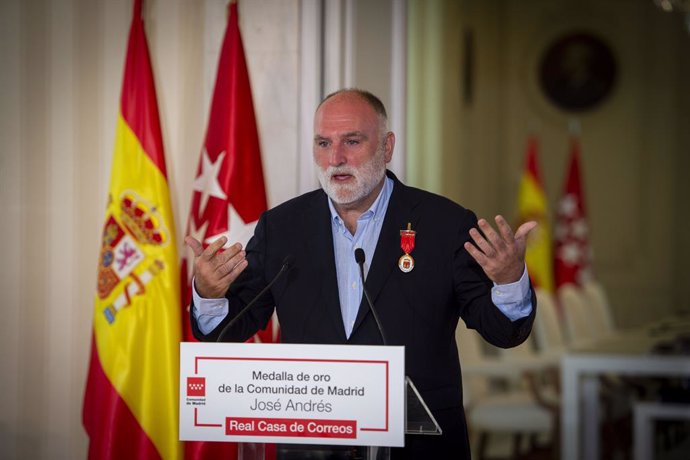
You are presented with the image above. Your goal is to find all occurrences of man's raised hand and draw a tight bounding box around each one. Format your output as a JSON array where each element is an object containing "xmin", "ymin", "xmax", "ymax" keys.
[
  {"xmin": 464, "ymin": 215, "xmax": 537, "ymax": 285},
  {"xmin": 185, "ymin": 236, "xmax": 248, "ymax": 298}
]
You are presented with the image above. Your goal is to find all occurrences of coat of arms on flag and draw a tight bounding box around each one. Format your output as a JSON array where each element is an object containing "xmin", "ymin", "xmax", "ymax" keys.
[{"xmin": 98, "ymin": 191, "xmax": 169, "ymax": 324}]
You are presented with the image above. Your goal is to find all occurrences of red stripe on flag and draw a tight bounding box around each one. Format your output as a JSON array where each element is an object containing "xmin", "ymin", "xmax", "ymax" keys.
[
  {"xmin": 184, "ymin": 439, "xmax": 238, "ymax": 460},
  {"xmin": 525, "ymin": 136, "xmax": 543, "ymax": 182},
  {"xmin": 83, "ymin": 335, "xmax": 161, "ymax": 460},
  {"xmin": 119, "ymin": 0, "xmax": 167, "ymax": 178}
]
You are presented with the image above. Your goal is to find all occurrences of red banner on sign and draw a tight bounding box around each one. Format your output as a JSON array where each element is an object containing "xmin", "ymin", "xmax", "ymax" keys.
[{"xmin": 225, "ymin": 417, "xmax": 356, "ymax": 439}]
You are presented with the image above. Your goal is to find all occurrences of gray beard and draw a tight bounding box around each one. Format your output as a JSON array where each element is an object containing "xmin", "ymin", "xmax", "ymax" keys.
[{"xmin": 317, "ymin": 153, "xmax": 386, "ymax": 206}]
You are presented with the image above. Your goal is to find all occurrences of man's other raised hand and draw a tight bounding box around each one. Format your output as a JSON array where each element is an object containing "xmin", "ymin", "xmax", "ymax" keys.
[{"xmin": 185, "ymin": 236, "xmax": 248, "ymax": 298}]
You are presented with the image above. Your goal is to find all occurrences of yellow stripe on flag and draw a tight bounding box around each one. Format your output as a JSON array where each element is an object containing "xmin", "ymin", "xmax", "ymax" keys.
[{"xmin": 94, "ymin": 114, "xmax": 181, "ymax": 460}]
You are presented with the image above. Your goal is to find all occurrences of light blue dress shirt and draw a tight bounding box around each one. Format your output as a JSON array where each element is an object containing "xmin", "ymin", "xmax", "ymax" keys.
[
  {"xmin": 329, "ymin": 175, "xmax": 393, "ymax": 337},
  {"xmin": 193, "ymin": 177, "xmax": 533, "ymax": 336}
]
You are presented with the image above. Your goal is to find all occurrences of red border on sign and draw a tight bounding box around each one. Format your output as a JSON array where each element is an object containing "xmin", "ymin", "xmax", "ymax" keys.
[
  {"xmin": 195, "ymin": 356, "xmax": 390, "ymax": 432},
  {"xmin": 194, "ymin": 407, "xmax": 222, "ymax": 427}
]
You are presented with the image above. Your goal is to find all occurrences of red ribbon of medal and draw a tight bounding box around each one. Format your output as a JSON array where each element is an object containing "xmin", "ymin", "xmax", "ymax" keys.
[
  {"xmin": 398, "ymin": 223, "xmax": 416, "ymax": 272},
  {"xmin": 400, "ymin": 223, "xmax": 415, "ymax": 253}
]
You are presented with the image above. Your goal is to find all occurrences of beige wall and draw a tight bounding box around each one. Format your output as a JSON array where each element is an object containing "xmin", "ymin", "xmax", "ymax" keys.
[{"xmin": 407, "ymin": 0, "xmax": 690, "ymax": 328}]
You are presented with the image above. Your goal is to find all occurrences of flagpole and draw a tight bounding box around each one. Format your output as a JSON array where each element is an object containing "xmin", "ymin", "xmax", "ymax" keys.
[{"xmin": 568, "ymin": 118, "xmax": 581, "ymax": 137}]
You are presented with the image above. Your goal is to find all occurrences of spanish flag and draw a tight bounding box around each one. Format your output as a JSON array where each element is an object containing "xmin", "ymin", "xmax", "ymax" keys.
[
  {"xmin": 516, "ymin": 136, "xmax": 555, "ymax": 292},
  {"xmin": 82, "ymin": 1, "xmax": 182, "ymax": 459}
]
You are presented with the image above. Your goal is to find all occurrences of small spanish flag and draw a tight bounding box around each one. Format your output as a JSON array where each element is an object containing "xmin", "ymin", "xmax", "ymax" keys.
[{"xmin": 515, "ymin": 136, "xmax": 555, "ymax": 292}]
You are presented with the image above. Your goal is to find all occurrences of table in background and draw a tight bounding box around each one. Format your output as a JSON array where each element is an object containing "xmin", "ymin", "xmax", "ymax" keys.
[{"xmin": 560, "ymin": 317, "xmax": 690, "ymax": 460}]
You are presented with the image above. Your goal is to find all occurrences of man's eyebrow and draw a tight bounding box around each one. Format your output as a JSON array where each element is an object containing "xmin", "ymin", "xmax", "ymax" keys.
[
  {"xmin": 342, "ymin": 131, "xmax": 367, "ymax": 139},
  {"xmin": 313, "ymin": 131, "xmax": 367, "ymax": 141}
]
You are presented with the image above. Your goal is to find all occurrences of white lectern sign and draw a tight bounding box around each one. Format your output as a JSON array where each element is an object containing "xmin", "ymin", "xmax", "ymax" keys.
[{"xmin": 180, "ymin": 342, "xmax": 405, "ymax": 447}]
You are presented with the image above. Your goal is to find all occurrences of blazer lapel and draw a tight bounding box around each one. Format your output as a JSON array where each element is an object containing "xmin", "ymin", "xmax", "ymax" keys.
[{"xmin": 303, "ymin": 192, "xmax": 348, "ymax": 342}]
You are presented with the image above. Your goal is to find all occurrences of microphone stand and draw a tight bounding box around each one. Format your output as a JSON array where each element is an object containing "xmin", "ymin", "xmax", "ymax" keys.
[{"xmin": 354, "ymin": 248, "xmax": 388, "ymax": 346}]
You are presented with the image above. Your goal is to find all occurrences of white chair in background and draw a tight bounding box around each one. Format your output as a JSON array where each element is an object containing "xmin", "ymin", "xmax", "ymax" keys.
[
  {"xmin": 528, "ymin": 288, "xmax": 567, "ymax": 402},
  {"xmin": 532, "ymin": 288, "xmax": 567, "ymax": 357},
  {"xmin": 582, "ymin": 280, "xmax": 616, "ymax": 339},
  {"xmin": 558, "ymin": 283, "xmax": 597, "ymax": 347},
  {"xmin": 457, "ymin": 321, "xmax": 558, "ymax": 460}
]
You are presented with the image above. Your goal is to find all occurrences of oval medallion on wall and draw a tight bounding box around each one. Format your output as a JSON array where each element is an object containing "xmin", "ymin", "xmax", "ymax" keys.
[{"xmin": 538, "ymin": 32, "xmax": 617, "ymax": 112}]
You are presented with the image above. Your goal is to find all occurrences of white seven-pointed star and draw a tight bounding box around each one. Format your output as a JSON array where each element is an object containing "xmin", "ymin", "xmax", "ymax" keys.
[
  {"xmin": 555, "ymin": 223, "xmax": 569, "ymax": 241},
  {"xmin": 560, "ymin": 242, "xmax": 582, "ymax": 265},
  {"xmin": 571, "ymin": 218, "xmax": 589, "ymax": 240},
  {"xmin": 184, "ymin": 218, "xmax": 209, "ymax": 285},
  {"xmin": 205, "ymin": 204, "xmax": 258, "ymax": 249},
  {"xmin": 193, "ymin": 149, "xmax": 227, "ymax": 215},
  {"xmin": 558, "ymin": 194, "xmax": 578, "ymax": 217}
]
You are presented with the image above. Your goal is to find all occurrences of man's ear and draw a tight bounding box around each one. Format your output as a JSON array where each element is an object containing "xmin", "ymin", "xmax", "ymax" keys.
[{"xmin": 383, "ymin": 131, "xmax": 395, "ymax": 163}]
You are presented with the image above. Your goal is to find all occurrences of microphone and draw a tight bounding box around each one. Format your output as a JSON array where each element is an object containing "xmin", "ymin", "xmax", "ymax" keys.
[
  {"xmin": 354, "ymin": 248, "xmax": 388, "ymax": 346},
  {"xmin": 216, "ymin": 255, "xmax": 294, "ymax": 343}
]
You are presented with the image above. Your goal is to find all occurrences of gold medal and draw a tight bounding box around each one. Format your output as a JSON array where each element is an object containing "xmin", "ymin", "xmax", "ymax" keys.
[{"xmin": 398, "ymin": 253, "xmax": 415, "ymax": 273}]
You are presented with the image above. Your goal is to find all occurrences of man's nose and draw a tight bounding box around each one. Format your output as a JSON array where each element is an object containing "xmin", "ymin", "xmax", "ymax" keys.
[{"xmin": 329, "ymin": 144, "xmax": 346, "ymax": 166}]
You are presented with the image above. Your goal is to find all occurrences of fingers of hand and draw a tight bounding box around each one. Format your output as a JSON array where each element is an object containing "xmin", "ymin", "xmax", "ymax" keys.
[
  {"xmin": 193, "ymin": 242, "xmax": 247, "ymax": 298},
  {"xmin": 467, "ymin": 216, "xmax": 528, "ymax": 284},
  {"xmin": 495, "ymin": 215, "xmax": 515, "ymax": 241},
  {"xmin": 184, "ymin": 236, "xmax": 204, "ymax": 257},
  {"xmin": 195, "ymin": 240, "xmax": 238, "ymax": 277},
  {"xmin": 219, "ymin": 257, "xmax": 249, "ymax": 285},
  {"xmin": 478, "ymin": 218, "xmax": 508, "ymax": 253},
  {"xmin": 469, "ymin": 226, "xmax": 496, "ymax": 258},
  {"xmin": 464, "ymin": 241, "xmax": 488, "ymax": 267},
  {"xmin": 201, "ymin": 236, "xmax": 229, "ymax": 262},
  {"xmin": 515, "ymin": 220, "xmax": 538, "ymax": 241},
  {"xmin": 214, "ymin": 245, "xmax": 247, "ymax": 277},
  {"xmin": 468, "ymin": 218, "xmax": 515, "ymax": 271}
]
